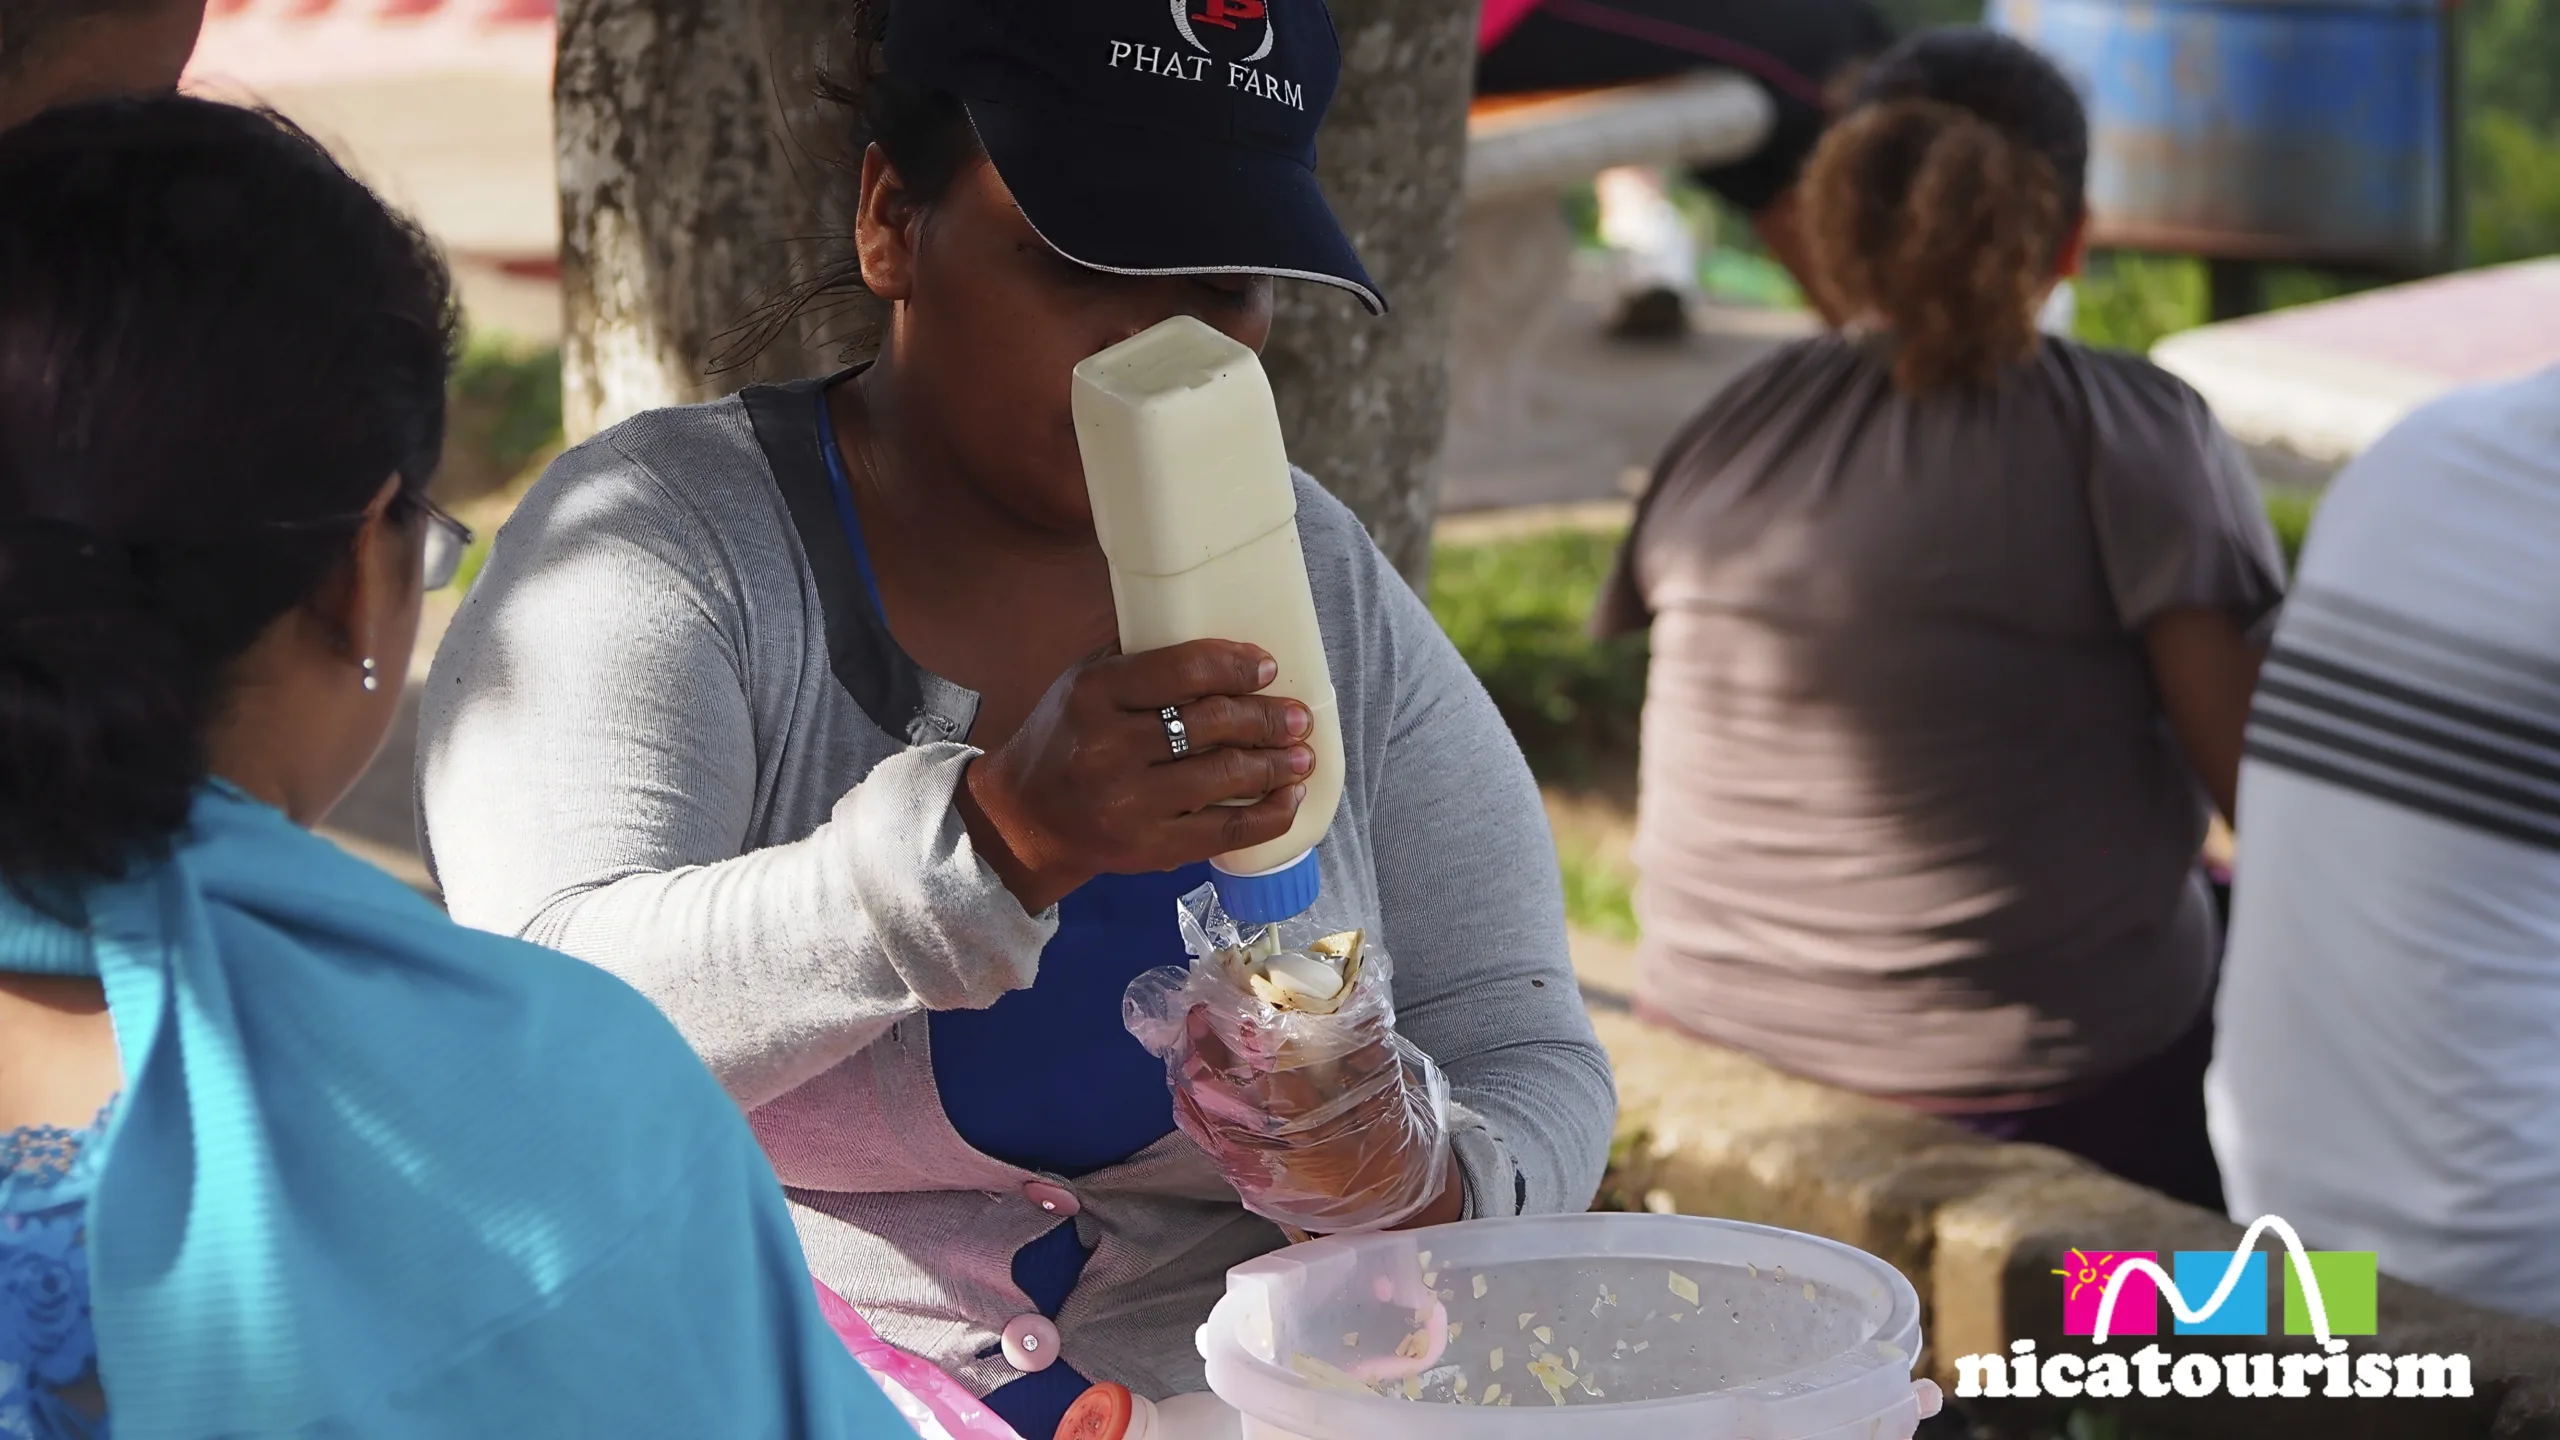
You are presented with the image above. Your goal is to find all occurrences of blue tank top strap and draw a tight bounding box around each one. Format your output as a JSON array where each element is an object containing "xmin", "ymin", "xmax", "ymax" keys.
[{"xmin": 815, "ymin": 387, "xmax": 889, "ymax": 621}]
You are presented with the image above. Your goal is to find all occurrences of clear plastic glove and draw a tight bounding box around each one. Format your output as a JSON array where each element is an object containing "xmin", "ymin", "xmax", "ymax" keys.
[{"xmin": 1124, "ymin": 884, "xmax": 1452, "ymax": 1235}]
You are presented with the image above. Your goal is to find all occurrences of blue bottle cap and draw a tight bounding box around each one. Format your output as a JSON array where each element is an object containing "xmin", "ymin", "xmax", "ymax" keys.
[{"xmin": 1209, "ymin": 849, "xmax": 1322, "ymax": 926}]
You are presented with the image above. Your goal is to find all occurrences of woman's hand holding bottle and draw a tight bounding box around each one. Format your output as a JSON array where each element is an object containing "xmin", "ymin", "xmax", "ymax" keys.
[{"xmin": 958, "ymin": 639, "xmax": 1312, "ymax": 914}]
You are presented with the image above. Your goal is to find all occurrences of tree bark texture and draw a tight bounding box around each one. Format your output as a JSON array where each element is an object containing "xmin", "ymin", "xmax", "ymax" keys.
[
  {"xmin": 556, "ymin": 0, "xmax": 1474, "ymax": 584},
  {"xmin": 555, "ymin": 0, "xmax": 881, "ymax": 440},
  {"xmin": 1265, "ymin": 0, "xmax": 1476, "ymax": 584}
]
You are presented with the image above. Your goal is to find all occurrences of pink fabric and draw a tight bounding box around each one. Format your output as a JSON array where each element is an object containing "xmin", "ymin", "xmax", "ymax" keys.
[
  {"xmin": 812, "ymin": 1278, "xmax": 1027, "ymax": 1440},
  {"xmin": 1479, "ymin": 0, "xmax": 1543, "ymax": 52}
]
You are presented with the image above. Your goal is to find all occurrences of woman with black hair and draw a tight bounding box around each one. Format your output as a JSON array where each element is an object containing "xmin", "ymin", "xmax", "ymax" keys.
[
  {"xmin": 0, "ymin": 96, "xmax": 908, "ymax": 1437},
  {"xmin": 420, "ymin": 0, "xmax": 1615, "ymax": 1433},
  {"xmin": 1599, "ymin": 29, "xmax": 2282, "ymax": 1210}
]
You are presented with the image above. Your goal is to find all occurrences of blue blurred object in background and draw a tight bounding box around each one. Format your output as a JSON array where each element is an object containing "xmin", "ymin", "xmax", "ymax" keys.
[{"xmin": 1991, "ymin": 0, "xmax": 2457, "ymax": 270}]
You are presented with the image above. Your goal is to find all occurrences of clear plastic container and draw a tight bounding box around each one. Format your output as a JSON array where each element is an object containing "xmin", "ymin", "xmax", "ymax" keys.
[{"xmin": 1186, "ymin": 1214, "xmax": 1937, "ymax": 1440}]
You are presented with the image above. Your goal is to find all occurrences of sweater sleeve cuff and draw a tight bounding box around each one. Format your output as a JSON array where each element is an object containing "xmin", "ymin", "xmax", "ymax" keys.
[
  {"xmin": 1447, "ymin": 1100, "xmax": 1524, "ymax": 1221},
  {"xmin": 833, "ymin": 743, "xmax": 1058, "ymax": 1012}
]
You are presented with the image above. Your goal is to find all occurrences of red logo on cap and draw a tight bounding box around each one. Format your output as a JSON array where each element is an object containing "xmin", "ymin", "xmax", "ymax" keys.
[
  {"xmin": 1191, "ymin": 0, "xmax": 1264, "ymax": 27},
  {"xmin": 1170, "ymin": 0, "xmax": 1273, "ymax": 60}
]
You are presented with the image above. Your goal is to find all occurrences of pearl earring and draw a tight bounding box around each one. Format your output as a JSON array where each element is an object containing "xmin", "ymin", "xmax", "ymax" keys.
[{"xmin": 361, "ymin": 656, "xmax": 380, "ymax": 693}]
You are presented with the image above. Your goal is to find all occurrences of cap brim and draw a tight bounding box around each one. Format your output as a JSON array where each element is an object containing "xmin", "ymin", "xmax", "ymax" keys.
[{"xmin": 965, "ymin": 98, "xmax": 1386, "ymax": 316}]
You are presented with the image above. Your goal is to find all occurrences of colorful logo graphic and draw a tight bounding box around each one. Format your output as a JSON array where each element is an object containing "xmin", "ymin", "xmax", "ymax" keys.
[
  {"xmin": 2284, "ymin": 1251, "xmax": 2379, "ymax": 1337},
  {"xmin": 1958, "ymin": 1217, "xmax": 2467, "ymax": 1405},
  {"xmin": 2057, "ymin": 1250, "xmax": 2157, "ymax": 1337},
  {"xmin": 2173, "ymin": 1251, "xmax": 2267, "ymax": 1336},
  {"xmin": 2062, "ymin": 1219, "xmax": 2380, "ymax": 1342}
]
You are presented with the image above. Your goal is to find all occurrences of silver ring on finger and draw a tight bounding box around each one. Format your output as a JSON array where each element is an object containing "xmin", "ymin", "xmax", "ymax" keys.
[{"xmin": 1159, "ymin": 705, "xmax": 1191, "ymax": 759}]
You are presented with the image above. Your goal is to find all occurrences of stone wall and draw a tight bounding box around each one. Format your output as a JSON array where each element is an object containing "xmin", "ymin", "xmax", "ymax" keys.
[{"xmin": 1584, "ymin": 965, "xmax": 2560, "ymax": 1438}]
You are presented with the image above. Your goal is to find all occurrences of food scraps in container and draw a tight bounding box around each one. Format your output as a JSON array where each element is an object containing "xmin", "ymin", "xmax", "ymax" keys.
[
  {"xmin": 1527, "ymin": 1353, "xmax": 1577, "ymax": 1405},
  {"xmin": 1668, "ymin": 1270, "xmax": 1701, "ymax": 1306},
  {"xmin": 1290, "ymin": 1354, "xmax": 1371, "ymax": 1395},
  {"xmin": 1342, "ymin": 1299, "xmax": 1450, "ymax": 1385}
]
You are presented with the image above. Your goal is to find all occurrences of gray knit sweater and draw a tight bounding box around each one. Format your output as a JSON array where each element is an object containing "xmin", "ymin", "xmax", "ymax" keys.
[{"xmin": 415, "ymin": 379, "xmax": 1614, "ymax": 1400}]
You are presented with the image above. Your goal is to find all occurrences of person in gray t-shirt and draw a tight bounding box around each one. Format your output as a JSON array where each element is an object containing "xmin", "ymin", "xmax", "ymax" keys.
[
  {"xmin": 1598, "ymin": 29, "xmax": 2283, "ymax": 1209},
  {"xmin": 418, "ymin": 0, "xmax": 1612, "ymax": 1432}
]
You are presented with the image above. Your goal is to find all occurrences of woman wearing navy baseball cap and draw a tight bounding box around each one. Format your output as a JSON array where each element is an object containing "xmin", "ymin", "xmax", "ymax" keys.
[{"xmin": 419, "ymin": 0, "xmax": 1615, "ymax": 1434}]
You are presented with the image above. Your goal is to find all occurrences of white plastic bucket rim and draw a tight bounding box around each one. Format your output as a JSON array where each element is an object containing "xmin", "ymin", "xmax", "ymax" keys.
[{"xmin": 1200, "ymin": 1213, "xmax": 1926, "ymax": 1440}]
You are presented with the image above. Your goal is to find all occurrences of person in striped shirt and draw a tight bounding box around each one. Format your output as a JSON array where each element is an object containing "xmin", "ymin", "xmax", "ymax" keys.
[{"xmin": 2209, "ymin": 365, "xmax": 2560, "ymax": 1326}]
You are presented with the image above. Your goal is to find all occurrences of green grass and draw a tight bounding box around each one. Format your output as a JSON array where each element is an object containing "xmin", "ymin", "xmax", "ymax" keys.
[
  {"xmin": 2470, "ymin": 107, "xmax": 2560, "ymax": 264},
  {"xmin": 2071, "ymin": 252, "xmax": 2211, "ymax": 354},
  {"xmin": 439, "ymin": 334, "xmax": 563, "ymax": 598},
  {"xmin": 1426, "ymin": 527, "xmax": 1649, "ymax": 785},
  {"xmin": 449, "ymin": 334, "xmax": 564, "ymax": 485},
  {"xmin": 1559, "ymin": 839, "xmax": 1640, "ymax": 941},
  {"xmin": 449, "ymin": 529, "xmax": 496, "ymax": 597},
  {"xmin": 2262, "ymin": 487, "xmax": 2320, "ymax": 575},
  {"xmin": 2071, "ymin": 254, "xmax": 2391, "ymax": 355}
]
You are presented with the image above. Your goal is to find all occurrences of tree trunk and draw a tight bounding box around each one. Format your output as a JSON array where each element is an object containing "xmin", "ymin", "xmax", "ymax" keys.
[
  {"xmin": 555, "ymin": 0, "xmax": 880, "ymax": 439},
  {"xmin": 556, "ymin": 0, "xmax": 1475, "ymax": 584},
  {"xmin": 1264, "ymin": 0, "xmax": 1477, "ymax": 585}
]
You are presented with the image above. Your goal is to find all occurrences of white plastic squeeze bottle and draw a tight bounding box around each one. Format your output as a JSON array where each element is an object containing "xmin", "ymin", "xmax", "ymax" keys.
[{"xmin": 1073, "ymin": 315, "xmax": 1344, "ymax": 926}]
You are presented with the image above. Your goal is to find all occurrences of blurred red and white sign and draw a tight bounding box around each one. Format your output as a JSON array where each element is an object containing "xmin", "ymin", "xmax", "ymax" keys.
[
  {"xmin": 187, "ymin": 0, "xmax": 557, "ymax": 88},
  {"xmin": 185, "ymin": 0, "xmax": 565, "ymax": 336}
]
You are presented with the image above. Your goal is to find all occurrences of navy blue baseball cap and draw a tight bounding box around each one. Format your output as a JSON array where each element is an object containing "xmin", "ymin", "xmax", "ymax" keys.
[{"xmin": 885, "ymin": 0, "xmax": 1385, "ymax": 314}]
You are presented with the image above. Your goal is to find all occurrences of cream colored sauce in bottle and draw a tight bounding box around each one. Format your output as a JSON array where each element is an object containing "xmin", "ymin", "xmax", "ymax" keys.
[{"xmin": 1073, "ymin": 316, "xmax": 1343, "ymax": 921}]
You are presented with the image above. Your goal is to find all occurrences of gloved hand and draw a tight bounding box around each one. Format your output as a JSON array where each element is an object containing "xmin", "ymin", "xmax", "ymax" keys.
[{"xmin": 1125, "ymin": 886, "xmax": 1453, "ymax": 1235}]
